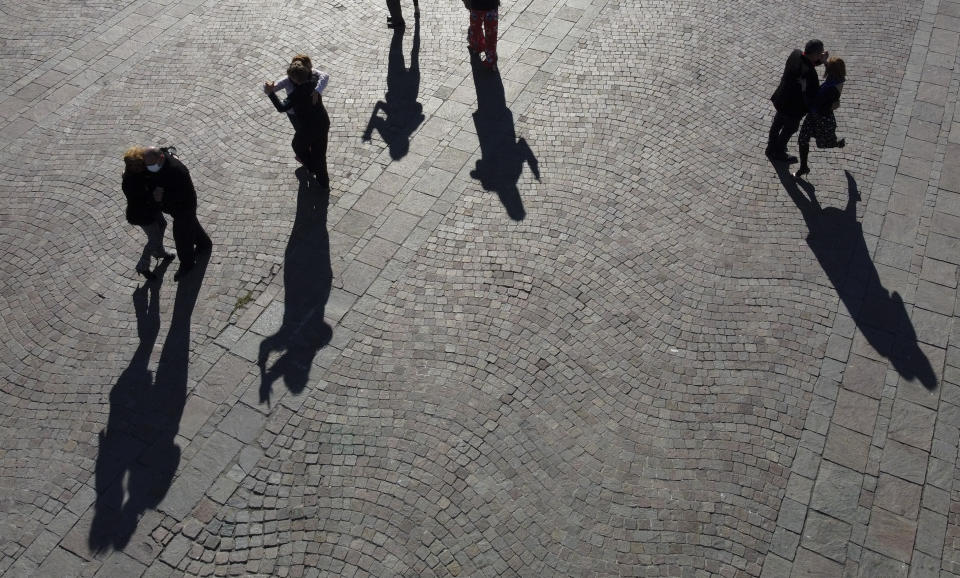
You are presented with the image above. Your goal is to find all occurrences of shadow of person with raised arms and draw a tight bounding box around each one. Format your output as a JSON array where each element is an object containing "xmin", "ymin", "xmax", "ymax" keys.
[
  {"xmin": 90, "ymin": 254, "xmax": 208, "ymax": 552},
  {"xmin": 258, "ymin": 168, "xmax": 333, "ymax": 405},
  {"xmin": 777, "ymin": 166, "xmax": 936, "ymax": 390},
  {"xmin": 362, "ymin": 15, "xmax": 424, "ymax": 160},
  {"xmin": 469, "ymin": 58, "xmax": 539, "ymax": 221}
]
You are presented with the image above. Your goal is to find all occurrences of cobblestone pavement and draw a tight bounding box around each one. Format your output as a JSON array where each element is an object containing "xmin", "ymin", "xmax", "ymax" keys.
[{"xmin": 2, "ymin": 0, "xmax": 960, "ymax": 576}]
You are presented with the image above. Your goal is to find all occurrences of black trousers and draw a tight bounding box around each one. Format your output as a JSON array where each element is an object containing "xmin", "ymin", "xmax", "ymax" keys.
[
  {"xmin": 171, "ymin": 212, "xmax": 211, "ymax": 269},
  {"xmin": 386, "ymin": 0, "xmax": 403, "ymax": 21},
  {"xmin": 293, "ymin": 127, "xmax": 330, "ymax": 188},
  {"xmin": 767, "ymin": 110, "xmax": 802, "ymax": 156}
]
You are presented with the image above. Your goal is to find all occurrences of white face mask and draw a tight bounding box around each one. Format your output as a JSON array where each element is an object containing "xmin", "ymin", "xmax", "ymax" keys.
[{"xmin": 146, "ymin": 163, "xmax": 162, "ymax": 172}]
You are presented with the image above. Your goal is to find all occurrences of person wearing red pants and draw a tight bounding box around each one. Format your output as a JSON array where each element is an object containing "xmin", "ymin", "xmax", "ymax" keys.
[{"xmin": 466, "ymin": 0, "xmax": 500, "ymax": 69}]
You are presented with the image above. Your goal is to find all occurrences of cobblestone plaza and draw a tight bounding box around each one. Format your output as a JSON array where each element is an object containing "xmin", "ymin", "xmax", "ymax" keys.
[{"xmin": 3, "ymin": 0, "xmax": 960, "ymax": 576}]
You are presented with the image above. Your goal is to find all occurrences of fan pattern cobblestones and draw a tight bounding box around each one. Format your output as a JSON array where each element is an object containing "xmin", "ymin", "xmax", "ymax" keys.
[{"xmin": 2, "ymin": 0, "xmax": 960, "ymax": 576}]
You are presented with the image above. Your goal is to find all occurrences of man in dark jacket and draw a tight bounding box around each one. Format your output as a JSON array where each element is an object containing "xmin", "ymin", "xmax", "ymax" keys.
[
  {"xmin": 766, "ymin": 39, "xmax": 829, "ymax": 163},
  {"xmin": 142, "ymin": 147, "xmax": 212, "ymax": 280}
]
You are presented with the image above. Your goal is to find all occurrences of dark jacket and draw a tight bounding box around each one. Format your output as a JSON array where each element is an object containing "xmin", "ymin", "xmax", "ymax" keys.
[
  {"xmin": 122, "ymin": 170, "xmax": 162, "ymax": 226},
  {"xmin": 467, "ymin": 0, "xmax": 500, "ymax": 10},
  {"xmin": 268, "ymin": 78, "xmax": 329, "ymax": 134},
  {"xmin": 810, "ymin": 80, "xmax": 842, "ymax": 115},
  {"xmin": 145, "ymin": 155, "xmax": 197, "ymax": 216},
  {"xmin": 771, "ymin": 49, "xmax": 820, "ymax": 117}
]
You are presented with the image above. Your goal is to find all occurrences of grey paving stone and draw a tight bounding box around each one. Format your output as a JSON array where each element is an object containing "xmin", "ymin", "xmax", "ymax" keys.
[
  {"xmin": 888, "ymin": 399, "xmax": 938, "ymax": 451},
  {"xmin": 803, "ymin": 511, "xmax": 852, "ymax": 562},
  {"xmin": 811, "ymin": 461, "xmax": 864, "ymax": 523},
  {"xmin": 865, "ymin": 508, "xmax": 918, "ymax": 563},
  {"xmin": 875, "ymin": 473, "xmax": 923, "ymax": 519}
]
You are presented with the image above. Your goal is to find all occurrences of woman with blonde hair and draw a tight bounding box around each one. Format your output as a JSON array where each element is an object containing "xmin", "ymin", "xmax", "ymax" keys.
[
  {"xmin": 795, "ymin": 57, "xmax": 847, "ymax": 179},
  {"xmin": 122, "ymin": 146, "xmax": 174, "ymax": 279}
]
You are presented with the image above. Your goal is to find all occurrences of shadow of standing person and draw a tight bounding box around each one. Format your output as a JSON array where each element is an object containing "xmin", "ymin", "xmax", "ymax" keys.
[
  {"xmin": 89, "ymin": 254, "xmax": 208, "ymax": 552},
  {"xmin": 469, "ymin": 59, "xmax": 539, "ymax": 221},
  {"xmin": 362, "ymin": 15, "xmax": 424, "ymax": 160},
  {"xmin": 258, "ymin": 168, "xmax": 333, "ymax": 405},
  {"xmin": 777, "ymin": 166, "xmax": 937, "ymax": 390}
]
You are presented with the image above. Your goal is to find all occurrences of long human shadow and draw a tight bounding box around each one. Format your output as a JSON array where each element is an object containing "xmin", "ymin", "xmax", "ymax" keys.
[
  {"xmin": 777, "ymin": 166, "xmax": 936, "ymax": 390},
  {"xmin": 258, "ymin": 168, "xmax": 333, "ymax": 405},
  {"xmin": 89, "ymin": 255, "xmax": 208, "ymax": 552},
  {"xmin": 362, "ymin": 15, "xmax": 423, "ymax": 160},
  {"xmin": 470, "ymin": 59, "xmax": 540, "ymax": 221}
]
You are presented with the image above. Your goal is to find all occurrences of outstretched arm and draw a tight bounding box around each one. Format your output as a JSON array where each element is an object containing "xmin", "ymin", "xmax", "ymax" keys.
[{"xmin": 267, "ymin": 90, "xmax": 294, "ymax": 113}]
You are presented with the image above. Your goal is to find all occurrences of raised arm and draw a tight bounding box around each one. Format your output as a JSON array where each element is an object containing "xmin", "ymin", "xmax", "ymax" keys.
[{"xmin": 314, "ymin": 70, "xmax": 329, "ymax": 95}]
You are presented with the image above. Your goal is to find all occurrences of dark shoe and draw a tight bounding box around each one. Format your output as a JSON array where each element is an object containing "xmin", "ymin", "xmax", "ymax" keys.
[
  {"xmin": 160, "ymin": 251, "xmax": 176, "ymax": 260},
  {"xmin": 794, "ymin": 166, "xmax": 810, "ymax": 179},
  {"xmin": 173, "ymin": 264, "xmax": 194, "ymax": 281},
  {"xmin": 388, "ymin": 18, "xmax": 405, "ymax": 29},
  {"xmin": 136, "ymin": 267, "xmax": 156, "ymax": 281},
  {"xmin": 837, "ymin": 138, "xmax": 846, "ymax": 148},
  {"xmin": 784, "ymin": 155, "xmax": 798, "ymax": 164}
]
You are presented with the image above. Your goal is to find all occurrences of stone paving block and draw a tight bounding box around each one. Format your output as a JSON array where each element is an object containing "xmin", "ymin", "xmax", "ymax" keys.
[
  {"xmin": 880, "ymin": 439, "xmax": 929, "ymax": 485},
  {"xmin": 803, "ymin": 510, "xmax": 852, "ymax": 563},
  {"xmin": 217, "ymin": 402, "xmax": 265, "ymax": 444},
  {"xmin": 834, "ymin": 388, "xmax": 880, "ymax": 436},
  {"xmin": 194, "ymin": 353, "xmax": 252, "ymax": 404},
  {"xmin": 942, "ymin": 145, "xmax": 960, "ymax": 193},
  {"xmin": 875, "ymin": 473, "xmax": 922, "ymax": 519},
  {"xmin": 915, "ymin": 508, "xmax": 948, "ymax": 557},
  {"xmin": 339, "ymin": 259, "xmax": 380, "ymax": 296},
  {"xmin": 888, "ymin": 399, "xmax": 938, "ymax": 451},
  {"xmin": 249, "ymin": 301, "xmax": 284, "ymax": 337},
  {"xmin": 94, "ymin": 551, "xmax": 146, "ymax": 578},
  {"xmin": 843, "ymin": 355, "xmax": 888, "ymax": 399},
  {"xmin": 857, "ymin": 549, "xmax": 909, "ymax": 578},
  {"xmin": 811, "ymin": 461, "xmax": 864, "ymax": 523},
  {"xmin": 865, "ymin": 508, "xmax": 918, "ymax": 563},
  {"xmin": 791, "ymin": 548, "xmax": 844, "ymax": 577},
  {"xmin": 908, "ymin": 550, "xmax": 941, "ymax": 578},
  {"xmin": 824, "ymin": 425, "xmax": 872, "ymax": 472},
  {"xmin": 36, "ymin": 547, "xmax": 99, "ymax": 577}
]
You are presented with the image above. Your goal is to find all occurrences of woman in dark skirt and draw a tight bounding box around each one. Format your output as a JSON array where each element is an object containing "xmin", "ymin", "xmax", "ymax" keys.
[{"xmin": 795, "ymin": 57, "xmax": 847, "ymax": 179}]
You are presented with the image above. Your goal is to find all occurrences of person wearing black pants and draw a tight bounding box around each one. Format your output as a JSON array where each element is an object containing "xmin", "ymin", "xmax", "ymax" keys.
[
  {"xmin": 385, "ymin": 0, "xmax": 418, "ymax": 28},
  {"xmin": 266, "ymin": 60, "xmax": 331, "ymax": 190},
  {"xmin": 766, "ymin": 39, "xmax": 829, "ymax": 163},
  {"xmin": 142, "ymin": 147, "xmax": 212, "ymax": 281}
]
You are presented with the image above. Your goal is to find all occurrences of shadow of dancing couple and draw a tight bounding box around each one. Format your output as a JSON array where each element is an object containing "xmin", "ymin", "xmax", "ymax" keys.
[{"xmin": 775, "ymin": 165, "xmax": 937, "ymax": 392}]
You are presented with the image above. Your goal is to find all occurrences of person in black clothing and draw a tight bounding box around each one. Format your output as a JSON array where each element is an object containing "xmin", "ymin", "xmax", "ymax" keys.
[
  {"xmin": 795, "ymin": 57, "xmax": 847, "ymax": 178},
  {"xmin": 142, "ymin": 147, "xmax": 212, "ymax": 281},
  {"xmin": 266, "ymin": 61, "xmax": 331, "ymax": 190},
  {"xmin": 766, "ymin": 39, "xmax": 829, "ymax": 163},
  {"xmin": 386, "ymin": 0, "xmax": 418, "ymax": 29},
  {"xmin": 122, "ymin": 146, "xmax": 174, "ymax": 280}
]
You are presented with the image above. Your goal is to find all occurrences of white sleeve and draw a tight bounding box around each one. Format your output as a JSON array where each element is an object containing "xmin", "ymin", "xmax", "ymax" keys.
[
  {"xmin": 315, "ymin": 71, "xmax": 330, "ymax": 95},
  {"xmin": 275, "ymin": 76, "xmax": 294, "ymax": 96}
]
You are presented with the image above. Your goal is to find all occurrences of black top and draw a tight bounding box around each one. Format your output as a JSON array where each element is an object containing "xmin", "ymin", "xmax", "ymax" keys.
[
  {"xmin": 122, "ymin": 170, "xmax": 162, "ymax": 226},
  {"xmin": 811, "ymin": 81, "xmax": 841, "ymax": 115},
  {"xmin": 268, "ymin": 78, "xmax": 330, "ymax": 132},
  {"xmin": 770, "ymin": 49, "xmax": 820, "ymax": 117},
  {"xmin": 467, "ymin": 0, "xmax": 500, "ymax": 10},
  {"xmin": 145, "ymin": 155, "xmax": 197, "ymax": 216}
]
